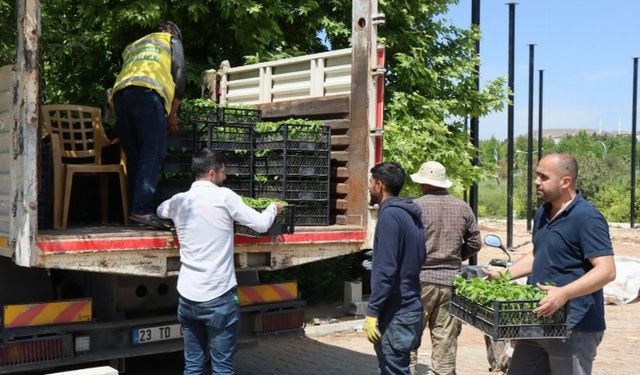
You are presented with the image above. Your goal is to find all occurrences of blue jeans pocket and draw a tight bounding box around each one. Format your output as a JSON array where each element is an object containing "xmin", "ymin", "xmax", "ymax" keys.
[{"xmin": 388, "ymin": 312, "xmax": 423, "ymax": 353}]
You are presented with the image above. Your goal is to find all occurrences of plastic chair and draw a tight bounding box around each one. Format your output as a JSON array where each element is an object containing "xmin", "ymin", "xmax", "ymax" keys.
[{"xmin": 41, "ymin": 104, "xmax": 129, "ymax": 229}]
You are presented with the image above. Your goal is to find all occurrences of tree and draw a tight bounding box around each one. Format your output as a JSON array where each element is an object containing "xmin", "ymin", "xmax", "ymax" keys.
[
  {"xmin": 3, "ymin": 0, "xmax": 506, "ymax": 189},
  {"xmin": 380, "ymin": 1, "xmax": 506, "ymax": 192},
  {"xmin": 0, "ymin": 0, "xmax": 15, "ymax": 64}
]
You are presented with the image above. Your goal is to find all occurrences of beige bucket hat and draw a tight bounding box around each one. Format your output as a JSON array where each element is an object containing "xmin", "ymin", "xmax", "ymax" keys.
[{"xmin": 410, "ymin": 161, "xmax": 453, "ymax": 188}]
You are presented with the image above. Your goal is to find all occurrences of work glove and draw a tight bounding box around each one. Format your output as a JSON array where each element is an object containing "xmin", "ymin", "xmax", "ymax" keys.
[{"xmin": 363, "ymin": 315, "xmax": 381, "ymax": 343}]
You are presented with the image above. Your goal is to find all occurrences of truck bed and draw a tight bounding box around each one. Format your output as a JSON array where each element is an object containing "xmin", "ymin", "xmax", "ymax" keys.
[{"xmin": 35, "ymin": 224, "xmax": 368, "ymax": 277}]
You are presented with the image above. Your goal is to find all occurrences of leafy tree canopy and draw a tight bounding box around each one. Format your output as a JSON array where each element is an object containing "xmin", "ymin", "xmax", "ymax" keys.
[{"xmin": 1, "ymin": 0, "xmax": 506, "ymax": 191}]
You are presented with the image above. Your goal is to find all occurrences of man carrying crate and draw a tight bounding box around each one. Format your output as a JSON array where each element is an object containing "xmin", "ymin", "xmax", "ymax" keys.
[
  {"xmin": 487, "ymin": 153, "xmax": 616, "ymax": 375},
  {"xmin": 157, "ymin": 148, "xmax": 284, "ymax": 374}
]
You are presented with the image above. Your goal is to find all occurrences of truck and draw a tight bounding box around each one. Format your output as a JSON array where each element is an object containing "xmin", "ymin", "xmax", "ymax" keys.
[{"xmin": 0, "ymin": 0, "xmax": 385, "ymax": 372}]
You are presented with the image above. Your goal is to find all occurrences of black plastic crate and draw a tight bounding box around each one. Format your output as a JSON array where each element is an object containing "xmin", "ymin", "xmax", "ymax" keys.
[
  {"xmin": 219, "ymin": 107, "xmax": 261, "ymax": 125},
  {"xmin": 194, "ymin": 123, "xmax": 254, "ymax": 151},
  {"xmin": 449, "ymin": 288, "xmax": 568, "ymax": 340},
  {"xmin": 224, "ymin": 177, "xmax": 253, "ymax": 197},
  {"xmin": 155, "ymin": 178, "xmax": 192, "ymax": 202},
  {"xmin": 222, "ymin": 153, "xmax": 253, "ymax": 177},
  {"xmin": 162, "ymin": 154, "xmax": 193, "ymax": 175},
  {"xmin": 235, "ymin": 205, "xmax": 295, "ymax": 237},
  {"xmin": 255, "ymin": 179, "xmax": 330, "ymax": 201},
  {"xmin": 254, "ymin": 152, "xmax": 330, "ymax": 177},
  {"xmin": 180, "ymin": 106, "xmax": 219, "ymax": 123},
  {"xmin": 291, "ymin": 204, "xmax": 330, "ymax": 226},
  {"xmin": 166, "ymin": 131, "xmax": 195, "ymax": 154},
  {"xmin": 255, "ymin": 123, "xmax": 330, "ymax": 151},
  {"xmin": 38, "ymin": 140, "xmax": 53, "ymax": 229}
]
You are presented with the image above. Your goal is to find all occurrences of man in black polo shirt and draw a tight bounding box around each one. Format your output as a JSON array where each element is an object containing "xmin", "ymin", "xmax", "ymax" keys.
[{"xmin": 492, "ymin": 152, "xmax": 616, "ymax": 374}]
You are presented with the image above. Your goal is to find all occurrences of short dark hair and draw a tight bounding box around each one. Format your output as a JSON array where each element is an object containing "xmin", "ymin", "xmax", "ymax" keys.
[
  {"xmin": 370, "ymin": 162, "xmax": 405, "ymax": 196},
  {"xmin": 545, "ymin": 152, "xmax": 579, "ymax": 188},
  {"xmin": 191, "ymin": 148, "xmax": 226, "ymax": 178},
  {"xmin": 158, "ymin": 21, "xmax": 182, "ymax": 41}
]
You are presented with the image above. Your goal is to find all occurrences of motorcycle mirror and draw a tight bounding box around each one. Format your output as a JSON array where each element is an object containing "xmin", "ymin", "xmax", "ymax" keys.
[{"xmin": 484, "ymin": 234, "xmax": 503, "ymax": 249}]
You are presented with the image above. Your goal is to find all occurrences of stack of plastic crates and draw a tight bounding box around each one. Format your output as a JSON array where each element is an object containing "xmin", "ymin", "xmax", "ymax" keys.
[
  {"xmin": 193, "ymin": 107, "xmax": 259, "ymax": 197},
  {"xmin": 155, "ymin": 113, "xmax": 198, "ymax": 204},
  {"xmin": 38, "ymin": 139, "xmax": 53, "ymax": 229},
  {"xmin": 254, "ymin": 123, "xmax": 331, "ymax": 226}
]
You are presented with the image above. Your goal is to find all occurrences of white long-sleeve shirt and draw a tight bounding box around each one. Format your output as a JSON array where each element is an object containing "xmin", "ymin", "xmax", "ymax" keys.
[{"xmin": 157, "ymin": 180, "xmax": 277, "ymax": 301}]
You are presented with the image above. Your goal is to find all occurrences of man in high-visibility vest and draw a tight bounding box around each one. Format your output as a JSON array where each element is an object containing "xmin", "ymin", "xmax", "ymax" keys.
[{"xmin": 111, "ymin": 21, "xmax": 186, "ymax": 229}]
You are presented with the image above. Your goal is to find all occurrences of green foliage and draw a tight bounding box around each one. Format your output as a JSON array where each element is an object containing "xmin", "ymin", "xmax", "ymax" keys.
[
  {"xmin": 0, "ymin": 0, "xmax": 15, "ymax": 65},
  {"xmin": 478, "ymin": 131, "xmax": 640, "ymax": 223},
  {"xmin": 31, "ymin": 0, "xmax": 343, "ymax": 105},
  {"xmin": 381, "ymin": 0, "xmax": 506, "ymax": 194},
  {"xmin": 453, "ymin": 273, "xmax": 547, "ymax": 306},
  {"xmin": 240, "ymin": 196, "xmax": 287, "ymax": 208},
  {"xmin": 1, "ymin": 0, "xmax": 507, "ymax": 193},
  {"xmin": 477, "ymin": 178, "xmax": 506, "ymax": 218},
  {"xmin": 255, "ymin": 118, "xmax": 324, "ymax": 133}
]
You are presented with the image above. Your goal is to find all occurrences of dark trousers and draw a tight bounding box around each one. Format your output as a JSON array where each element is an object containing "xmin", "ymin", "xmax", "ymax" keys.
[
  {"xmin": 374, "ymin": 311, "xmax": 423, "ymax": 375},
  {"xmin": 114, "ymin": 86, "xmax": 167, "ymax": 214},
  {"xmin": 507, "ymin": 330, "xmax": 604, "ymax": 375}
]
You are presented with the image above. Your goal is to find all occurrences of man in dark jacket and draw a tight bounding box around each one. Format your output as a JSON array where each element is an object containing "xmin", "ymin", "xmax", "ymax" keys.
[{"xmin": 364, "ymin": 162, "xmax": 427, "ymax": 375}]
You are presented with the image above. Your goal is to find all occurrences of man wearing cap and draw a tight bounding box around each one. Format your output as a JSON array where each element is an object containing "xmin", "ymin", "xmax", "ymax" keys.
[
  {"xmin": 111, "ymin": 21, "xmax": 186, "ymax": 229},
  {"xmin": 409, "ymin": 161, "xmax": 482, "ymax": 375}
]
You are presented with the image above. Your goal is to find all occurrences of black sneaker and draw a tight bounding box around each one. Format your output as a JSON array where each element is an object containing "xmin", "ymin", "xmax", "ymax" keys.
[{"xmin": 129, "ymin": 213, "xmax": 174, "ymax": 230}]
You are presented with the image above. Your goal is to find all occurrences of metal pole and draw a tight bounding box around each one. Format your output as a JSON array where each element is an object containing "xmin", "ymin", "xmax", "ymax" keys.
[
  {"xmin": 526, "ymin": 44, "xmax": 535, "ymax": 232},
  {"xmin": 632, "ymin": 57, "xmax": 638, "ymax": 228},
  {"xmin": 507, "ymin": 2, "xmax": 516, "ymax": 248},
  {"xmin": 469, "ymin": 0, "xmax": 480, "ymax": 266},
  {"xmin": 538, "ymin": 70, "xmax": 544, "ymax": 161}
]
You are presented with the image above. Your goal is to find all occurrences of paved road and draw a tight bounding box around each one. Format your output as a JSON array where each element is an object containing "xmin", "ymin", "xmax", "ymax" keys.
[
  {"xmin": 235, "ymin": 333, "xmax": 383, "ymax": 375},
  {"xmin": 121, "ymin": 332, "xmax": 416, "ymax": 375}
]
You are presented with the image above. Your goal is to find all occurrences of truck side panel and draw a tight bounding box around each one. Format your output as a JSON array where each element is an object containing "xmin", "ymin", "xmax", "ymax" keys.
[{"xmin": 0, "ymin": 65, "xmax": 11, "ymax": 255}]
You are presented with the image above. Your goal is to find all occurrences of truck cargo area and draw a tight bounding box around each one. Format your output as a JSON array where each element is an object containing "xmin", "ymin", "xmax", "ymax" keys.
[{"xmin": 35, "ymin": 224, "xmax": 368, "ymax": 276}]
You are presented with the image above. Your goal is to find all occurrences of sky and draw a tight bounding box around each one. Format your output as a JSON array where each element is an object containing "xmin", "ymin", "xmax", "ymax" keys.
[{"xmin": 445, "ymin": 0, "xmax": 640, "ymax": 140}]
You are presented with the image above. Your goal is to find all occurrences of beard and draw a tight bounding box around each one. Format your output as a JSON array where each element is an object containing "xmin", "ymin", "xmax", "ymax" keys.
[{"xmin": 369, "ymin": 192, "xmax": 380, "ymax": 206}]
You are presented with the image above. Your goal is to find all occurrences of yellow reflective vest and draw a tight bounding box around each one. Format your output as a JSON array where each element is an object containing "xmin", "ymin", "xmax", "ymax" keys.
[{"xmin": 111, "ymin": 32, "xmax": 175, "ymax": 114}]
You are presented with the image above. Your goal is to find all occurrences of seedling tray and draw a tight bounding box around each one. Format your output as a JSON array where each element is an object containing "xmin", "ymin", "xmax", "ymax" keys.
[
  {"xmin": 255, "ymin": 123, "xmax": 330, "ymax": 151},
  {"xmin": 255, "ymin": 179, "xmax": 330, "ymax": 201},
  {"xmin": 194, "ymin": 123, "xmax": 254, "ymax": 151},
  {"xmin": 290, "ymin": 204, "xmax": 330, "ymax": 226},
  {"xmin": 235, "ymin": 206, "xmax": 295, "ymax": 237},
  {"xmin": 218, "ymin": 107, "xmax": 261, "ymax": 125},
  {"xmin": 449, "ymin": 287, "xmax": 568, "ymax": 340},
  {"xmin": 254, "ymin": 152, "xmax": 329, "ymax": 176},
  {"xmin": 224, "ymin": 177, "xmax": 253, "ymax": 197}
]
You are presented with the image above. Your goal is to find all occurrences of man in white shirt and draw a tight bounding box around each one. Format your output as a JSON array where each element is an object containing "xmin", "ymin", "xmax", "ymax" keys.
[{"xmin": 157, "ymin": 148, "xmax": 284, "ymax": 374}]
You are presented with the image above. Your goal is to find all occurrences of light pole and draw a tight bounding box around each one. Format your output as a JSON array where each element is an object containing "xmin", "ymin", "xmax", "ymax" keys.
[
  {"xmin": 506, "ymin": 2, "xmax": 517, "ymax": 248},
  {"xmin": 597, "ymin": 141, "xmax": 607, "ymax": 159},
  {"xmin": 526, "ymin": 44, "xmax": 535, "ymax": 232},
  {"xmin": 632, "ymin": 57, "xmax": 638, "ymax": 228}
]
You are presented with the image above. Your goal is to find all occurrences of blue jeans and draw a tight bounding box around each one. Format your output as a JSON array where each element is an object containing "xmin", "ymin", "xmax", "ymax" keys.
[
  {"xmin": 374, "ymin": 311, "xmax": 423, "ymax": 375},
  {"xmin": 507, "ymin": 330, "xmax": 604, "ymax": 375},
  {"xmin": 177, "ymin": 288, "xmax": 239, "ymax": 375},
  {"xmin": 114, "ymin": 86, "xmax": 167, "ymax": 214}
]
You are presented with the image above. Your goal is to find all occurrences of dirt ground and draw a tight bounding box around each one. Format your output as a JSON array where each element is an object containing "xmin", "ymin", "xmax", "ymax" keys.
[{"xmin": 314, "ymin": 219, "xmax": 640, "ymax": 375}]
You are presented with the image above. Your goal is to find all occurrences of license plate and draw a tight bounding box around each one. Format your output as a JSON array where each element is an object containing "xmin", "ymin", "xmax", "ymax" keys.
[{"xmin": 132, "ymin": 323, "xmax": 183, "ymax": 344}]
